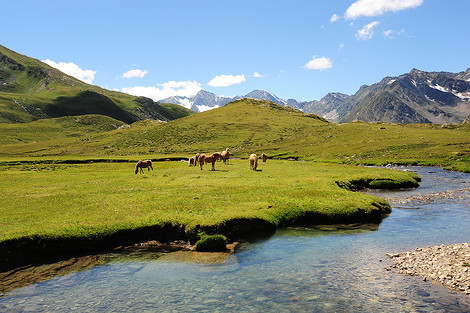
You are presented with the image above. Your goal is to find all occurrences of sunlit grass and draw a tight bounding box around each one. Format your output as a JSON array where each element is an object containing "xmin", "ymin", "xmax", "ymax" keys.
[
  {"xmin": 0, "ymin": 99, "xmax": 468, "ymax": 171},
  {"xmin": 0, "ymin": 160, "xmax": 419, "ymax": 242}
]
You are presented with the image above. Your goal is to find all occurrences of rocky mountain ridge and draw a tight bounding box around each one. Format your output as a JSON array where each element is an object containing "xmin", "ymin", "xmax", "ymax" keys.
[{"xmin": 161, "ymin": 68, "xmax": 470, "ymax": 124}]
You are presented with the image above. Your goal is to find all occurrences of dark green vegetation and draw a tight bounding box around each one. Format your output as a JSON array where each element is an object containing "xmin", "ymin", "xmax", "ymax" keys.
[
  {"xmin": 0, "ymin": 44, "xmax": 192, "ymax": 123},
  {"xmin": 194, "ymin": 235, "xmax": 228, "ymax": 252}
]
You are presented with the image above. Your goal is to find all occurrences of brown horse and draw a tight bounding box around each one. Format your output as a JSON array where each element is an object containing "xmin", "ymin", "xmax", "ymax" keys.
[
  {"xmin": 199, "ymin": 152, "xmax": 221, "ymax": 170},
  {"xmin": 221, "ymin": 147, "xmax": 230, "ymax": 165},
  {"xmin": 249, "ymin": 154, "xmax": 258, "ymax": 171},
  {"xmin": 188, "ymin": 157, "xmax": 196, "ymax": 166},
  {"xmin": 135, "ymin": 160, "xmax": 153, "ymax": 174},
  {"xmin": 188, "ymin": 153, "xmax": 200, "ymax": 167},
  {"xmin": 261, "ymin": 153, "xmax": 268, "ymax": 162}
]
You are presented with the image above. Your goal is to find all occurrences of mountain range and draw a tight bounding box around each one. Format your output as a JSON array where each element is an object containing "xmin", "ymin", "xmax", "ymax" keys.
[
  {"xmin": 162, "ymin": 68, "xmax": 470, "ymax": 124},
  {"xmin": 1, "ymin": 44, "xmax": 468, "ymax": 125}
]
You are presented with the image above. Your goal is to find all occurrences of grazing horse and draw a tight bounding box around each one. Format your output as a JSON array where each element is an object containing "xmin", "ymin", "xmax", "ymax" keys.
[
  {"xmin": 249, "ymin": 154, "xmax": 258, "ymax": 171},
  {"xmin": 135, "ymin": 160, "xmax": 153, "ymax": 174},
  {"xmin": 189, "ymin": 153, "xmax": 200, "ymax": 167},
  {"xmin": 188, "ymin": 157, "xmax": 196, "ymax": 166},
  {"xmin": 261, "ymin": 153, "xmax": 268, "ymax": 162},
  {"xmin": 221, "ymin": 147, "xmax": 230, "ymax": 165},
  {"xmin": 199, "ymin": 152, "xmax": 221, "ymax": 171}
]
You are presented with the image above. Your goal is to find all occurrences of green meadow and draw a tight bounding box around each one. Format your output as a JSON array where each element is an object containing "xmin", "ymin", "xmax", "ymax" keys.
[
  {"xmin": 0, "ymin": 160, "xmax": 419, "ymax": 242},
  {"xmin": 0, "ymin": 98, "xmax": 468, "ymax": 256},
  {"xmin": 0, "ymin": 99, "xmax": 468, "ymax": 170}
]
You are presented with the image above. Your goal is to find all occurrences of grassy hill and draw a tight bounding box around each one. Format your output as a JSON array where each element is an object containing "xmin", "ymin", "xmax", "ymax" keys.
[
  {"xmin": 0, "ymin": 114, "xmax": 127, "ymax": 145},
  {"xmin": 0, "ymin": 44, "xmax": 192, "ymax": 123},
  {"xmin": 0, "ymin": 98, "xmax": 468, "ymax": 171}
]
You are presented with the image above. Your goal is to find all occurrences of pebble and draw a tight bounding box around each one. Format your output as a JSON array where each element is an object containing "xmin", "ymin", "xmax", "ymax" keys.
[
  {"xmin": 384, "ymin": 187, "xmax": 470, "ymax": 205},
  {"xmin": 388, "ymin": 243, "xmax": 470, "ymax": 296}
]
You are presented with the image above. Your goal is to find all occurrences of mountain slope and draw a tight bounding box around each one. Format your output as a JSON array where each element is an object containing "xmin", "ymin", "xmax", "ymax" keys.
[
  {"xmin": 339, "ymin": 69, "xmax": 470, "ymax": 124},
  {"xmin": 0, "ymin": 45, "xmax": 192, "ymax": 123}
]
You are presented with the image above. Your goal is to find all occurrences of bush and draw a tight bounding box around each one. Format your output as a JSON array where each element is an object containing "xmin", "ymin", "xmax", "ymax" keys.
[{"xmin": 194, "ymin": 235, "xmax": 228, "ymax": 252}]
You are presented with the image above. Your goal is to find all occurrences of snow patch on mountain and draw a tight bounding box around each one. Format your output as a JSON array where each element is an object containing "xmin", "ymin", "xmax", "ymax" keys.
[
  {"xmin": 198, "ymin": 104, "xmax": 219, "ymax": 112},
  {"xmin": 428, "ymin": 83, "xmax": 470, "ymax": 100}
]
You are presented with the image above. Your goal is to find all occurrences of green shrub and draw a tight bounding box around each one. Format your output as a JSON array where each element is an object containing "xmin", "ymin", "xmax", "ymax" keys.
[
  {"xmin": 368, "ymin": 179, "xmax": 398, "ymax": 189},
  {"xmin": 194, "ymin": 235, "xmax": 228, "ymax": 252}
]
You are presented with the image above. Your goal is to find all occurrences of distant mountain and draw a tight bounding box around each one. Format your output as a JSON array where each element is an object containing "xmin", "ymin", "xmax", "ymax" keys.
[
  {"xmin": 262, "ymin": 68, "xmax": 470, "ymax": 124},
  {"xmin": 0, "ymin": 44, "xmax": 192, "ymax": 123},
  {"xmin": 161, "ymin": 68, "xmax": 470, "ymax": 124},
  {"xmin": 5, "ymin": 43, "xmax": 465, "ymax": 125},
  {"xmin": 339, "ymin": 68, "xmax": 470, "ymax": 124},
  {"xmin": 285, "ymin": 92, "xmax": 350, "ymax": 121},
  {"xmin": 160, "ymin": 90, "xmax": 288, "ymax": 113}
]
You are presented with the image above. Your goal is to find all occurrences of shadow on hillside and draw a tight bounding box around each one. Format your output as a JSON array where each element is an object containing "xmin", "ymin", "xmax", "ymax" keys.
[{"xmin": 47, "ymin": 90, "xmax": 136, "ymax": 123}]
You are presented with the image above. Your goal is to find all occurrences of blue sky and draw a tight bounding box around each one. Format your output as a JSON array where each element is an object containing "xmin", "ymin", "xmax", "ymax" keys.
[{"xmin": 2, "ymin": 0, "xmax": 469, "ymax": 102}]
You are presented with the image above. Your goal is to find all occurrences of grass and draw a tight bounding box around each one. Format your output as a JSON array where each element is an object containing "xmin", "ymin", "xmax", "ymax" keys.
[
  {"xmin": 0, "ymin": 99, "xmax": 468, "ymax": 172},
  {"xmin": 0, "ymin": 160, "xmax": 419, "ymax": 243},
  {"xmin": 0, "ymin": 98, "xmax": 467, "ymax": 265},
  {"xmin": 0, "ymin": 114, "xmax": 126, "ymax": 145},
  {"xmin": 194, "ymin": 235, "xmax": 228, "ymax": 252}
]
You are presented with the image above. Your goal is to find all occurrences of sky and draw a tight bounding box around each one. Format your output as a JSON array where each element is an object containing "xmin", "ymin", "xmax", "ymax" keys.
[{"xmin": 2, "ymin": 0, "xmax": 469, "ymax": 102}]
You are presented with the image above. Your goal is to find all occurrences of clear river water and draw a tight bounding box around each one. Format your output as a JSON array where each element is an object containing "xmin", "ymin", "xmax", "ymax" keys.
[{"xmin": 1, "ymin": 167, "xmax": 470, "ymax": 312}]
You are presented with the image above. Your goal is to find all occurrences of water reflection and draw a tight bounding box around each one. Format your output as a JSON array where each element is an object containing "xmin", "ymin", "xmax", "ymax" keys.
[
  {"xmin": 280, "ymin": 222, "xmax": 380, "ymax": 235},
  {"xmin": 1, "ymin": 167, "xmax": 470, "ymax": 312}
]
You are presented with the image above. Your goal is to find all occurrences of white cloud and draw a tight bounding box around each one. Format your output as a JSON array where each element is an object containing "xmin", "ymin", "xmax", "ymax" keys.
[
  {"xmin": 122, "ymin": 69, "xmax": 148, "ymax": 78},
  {"xmin": 330, "ymin": 14, "xmax": 340, "ymax": 23},
  {"xmin": 207, "ymin": 74, "xmax": 246, "ymax": 87},
  {"xmin": 338, "ymin": 42, "xmax": 345, "ymax": 51},
  {"xmin": 384, "ymin": 29, "xmax": 394, "ymax": 38},
  {"xmin": 42, "ymin": 59, "xmax": 96, "ymax": 84},
  {"xmin": 356, "ymin": 21, "xmax": 380, "ymax": 40},
  {"xmin": 122, "ymin": 80, "xmax": 202, "ymax": 101},
  {"xmin": 384, "ymin": 28, "xmax": 405, "ymax": 39},
  {"xmin": 345, "ymin": 0, "xmax": 423, "ymax": 19},
  {"xmin": 252, "ymin": 72, "xmax": 264, "ymax": 78},
  {"xmin": 303, "ymin": 56, "xmax": 333, "ymax": 71}
]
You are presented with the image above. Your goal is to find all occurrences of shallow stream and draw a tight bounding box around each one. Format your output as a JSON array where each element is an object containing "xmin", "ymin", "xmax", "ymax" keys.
[{"xmin": 1, "ymin": 167, "xmax": 469, "ymax": 312}]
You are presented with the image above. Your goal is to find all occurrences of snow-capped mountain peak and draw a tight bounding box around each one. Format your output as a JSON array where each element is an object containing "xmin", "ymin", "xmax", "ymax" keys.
[
  {"xmin": 159, "ymin": 89, "xmax": 288, "ymax": 113},
  {"xmin": 158, "ymin": 68, "xmax": 470, "ymax": 124}
]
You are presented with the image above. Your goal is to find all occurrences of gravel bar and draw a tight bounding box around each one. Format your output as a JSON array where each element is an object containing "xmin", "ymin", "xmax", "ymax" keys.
[{"xmin": 388, "ymin": 243, "xmax": 470, "ymax": 296}]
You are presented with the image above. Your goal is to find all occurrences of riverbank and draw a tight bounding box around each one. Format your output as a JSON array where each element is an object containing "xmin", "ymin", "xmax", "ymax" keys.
[
  {"xmin": 0, "ymin": 161, "xmax": 421, "ymax": 271},
  {"xmin": 0, "ymin": 239, "xmax": 242, "ymax": 294},
  {"xmin": 388, "ymin": 243, "xmax": 470, "ymax": 296}
]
